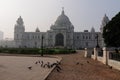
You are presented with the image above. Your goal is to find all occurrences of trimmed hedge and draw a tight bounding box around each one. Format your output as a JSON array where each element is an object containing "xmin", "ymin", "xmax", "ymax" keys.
[
  {"xmin": 0, "ymin": 48, "xmax": 40, "ymax": 54},
  {"xmin": 0, "ymin": 48, "xmax": 76, "ymax": 55}
]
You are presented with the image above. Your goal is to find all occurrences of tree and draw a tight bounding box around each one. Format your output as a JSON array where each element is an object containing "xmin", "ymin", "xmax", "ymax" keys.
[{"xmin": 103, "ymin": 12, "xmax": 120, "ymax": 47}]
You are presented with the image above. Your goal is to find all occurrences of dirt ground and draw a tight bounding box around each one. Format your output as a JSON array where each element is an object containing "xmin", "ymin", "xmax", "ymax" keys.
[{"xmin": 46, "ymin": 50, "xmax": 120, "ymax": 80}]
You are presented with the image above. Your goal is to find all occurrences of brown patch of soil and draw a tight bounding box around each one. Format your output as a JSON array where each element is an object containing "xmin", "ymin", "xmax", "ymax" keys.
[{"xmin": 46, "ymin": 50, "xmax": 120, "ymax": 80}]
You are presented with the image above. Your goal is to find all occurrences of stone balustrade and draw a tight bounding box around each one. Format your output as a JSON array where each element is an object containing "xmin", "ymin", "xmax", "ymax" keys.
[{"xmin": 84, "ymin": 47, "xmax": 120, "ymax": 70}]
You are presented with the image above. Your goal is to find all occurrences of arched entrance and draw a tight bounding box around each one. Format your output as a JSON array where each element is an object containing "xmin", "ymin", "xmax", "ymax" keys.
[{"xmin": 55, "ymin": 33, "xmax": 64, "ymax": 46}]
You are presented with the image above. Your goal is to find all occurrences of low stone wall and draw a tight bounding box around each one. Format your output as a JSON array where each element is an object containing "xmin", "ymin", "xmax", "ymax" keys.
[
  {"xmin": 91, "ymin": 55, "xmax": 94, "ymax": 59},
  {"xmin": 85, "ymin": 47, "xmax": 120, "ymax": 71},
  {"xmin": 108, "ymin": 59, "xmax": 120, "ymax": 70},
  {"xmin": 84, "ymin": 48, "xmax": 93, "ymax": 58},
  {"xmin": 97, "ymin": 56, "xmax": 103, "ymax": 62}
]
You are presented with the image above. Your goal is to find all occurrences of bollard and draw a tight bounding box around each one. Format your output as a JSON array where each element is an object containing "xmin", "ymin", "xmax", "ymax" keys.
[
  {"xmin": 84, "ymin": 48, "xmax": 88, "ymax": 58},
  {"xmin": 94, "ymin": 48, "xmax": 98, "ymax": 60}
]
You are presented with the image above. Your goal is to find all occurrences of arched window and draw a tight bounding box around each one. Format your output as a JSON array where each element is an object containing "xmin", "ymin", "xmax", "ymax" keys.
[
  {"xmin": 86, "ymin": 36, "xmax": 88, "ymax": 39},
  {"xmin": 55, "ymin": 33, "xmax": 64, "ymax": 46},
  {"xmin": 77, "ymin": 36, "xmax": 79, "ymax": 39},
  {"xmin": 83, "ymin": 36, "xmax": 84, "ymax": 39}
]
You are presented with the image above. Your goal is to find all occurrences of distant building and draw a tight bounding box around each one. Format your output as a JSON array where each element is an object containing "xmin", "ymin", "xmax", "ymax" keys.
[
  {"xmin": 0, "ymin": 9, "xmax": 108, "ymax": 49},
  {"xmin": 0, "ymin": 31, "xmax": 3, "ymax": 40}
]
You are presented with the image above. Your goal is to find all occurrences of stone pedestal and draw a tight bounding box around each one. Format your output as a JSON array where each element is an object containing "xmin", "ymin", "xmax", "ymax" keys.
[
  {"xmin": 103, "ymin": 47, "xmax": 108, "ymax": 65},
  {"xmin": 93, "ymin": 48, "xmax": 98, "ymax": 60},
  {"xmin": 84, "ymin": 48, "xmax": 92, "ymax": 58},
  {"xmin": 84, "ymin": 48, "xmax": 88, "ymax": 57}
]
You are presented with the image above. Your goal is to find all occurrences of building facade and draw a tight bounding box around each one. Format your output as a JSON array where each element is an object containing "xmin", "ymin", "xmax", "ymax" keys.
[{"xmin": 1, "ymin": 9, "xmax": 109, "ymax": 49}]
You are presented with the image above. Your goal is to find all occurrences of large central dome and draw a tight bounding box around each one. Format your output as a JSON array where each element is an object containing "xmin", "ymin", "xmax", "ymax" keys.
[
  {"xmin": 50, "ymin": 8, "xmax": 74, "ymax": 31},
  {"xmin": 55, "ymin": 9, "xmax": 71, "ymax": 26}
]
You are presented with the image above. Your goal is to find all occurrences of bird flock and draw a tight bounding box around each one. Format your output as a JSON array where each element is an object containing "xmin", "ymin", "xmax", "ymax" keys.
[
  {"xmin": 28, "ymin": 60, "xmax": 62, "ymax": 72},
  {"xmin": 27, "ymin": 59, "xmax": 92, "ymax": 73}
]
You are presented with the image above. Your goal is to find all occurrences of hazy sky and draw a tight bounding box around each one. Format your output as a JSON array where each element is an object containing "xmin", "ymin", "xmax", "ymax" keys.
[{"xmin": 0, "ymin": 0, "xmax": 120, "ymax": 39}]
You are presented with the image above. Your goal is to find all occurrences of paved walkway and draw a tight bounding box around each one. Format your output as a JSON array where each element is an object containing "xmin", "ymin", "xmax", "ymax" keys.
[
  {"xmin": 0, "ymin": 56, "xmax": 61, "ymax": 80},
  {"xmin": 46, "ymin": 50, "xmax": 120, "ymax": 80}
]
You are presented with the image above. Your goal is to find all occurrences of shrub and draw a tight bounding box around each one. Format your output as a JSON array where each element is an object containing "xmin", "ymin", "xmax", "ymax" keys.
[{"xmin": 0, "ymin": 48, "xmax": 76, "ymax": 54}]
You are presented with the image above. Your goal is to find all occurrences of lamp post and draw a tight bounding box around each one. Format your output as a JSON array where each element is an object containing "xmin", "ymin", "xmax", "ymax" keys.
[
  {"xmin": 41, "ymin": 35, "xmax": 44, "ymax": 56},
  {"xmin": 96, "ymin": 34, "xmax": 100, "ymax": 48}
]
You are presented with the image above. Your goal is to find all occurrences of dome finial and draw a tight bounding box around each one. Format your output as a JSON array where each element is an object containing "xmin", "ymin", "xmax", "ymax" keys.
[{"xmin": 62, "ymin": 7, "xmax": 64, "ymax": 15}]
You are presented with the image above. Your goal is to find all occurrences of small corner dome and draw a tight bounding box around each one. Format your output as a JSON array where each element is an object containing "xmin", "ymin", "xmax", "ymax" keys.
[
  {"xmin": 91, "ymin": 27, "xmax": 95, "ymax": 32},
  {"xmin": 35, "ymin": 27, "xmax": 40, "ymax": 32},
  {"xmin": 17, "ymin": 16, "xmax": 24, "ymax": 25},
  {"xmin": 102, "ymin": 14, "xmax": 109, "ymax": 25}
]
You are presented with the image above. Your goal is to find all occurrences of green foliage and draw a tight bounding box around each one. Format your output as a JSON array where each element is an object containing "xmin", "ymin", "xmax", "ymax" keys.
[
  {"xmin": 0, "ymin": 48, "xmax": 76, "ymax": 54},
  {"xmin": 0, "ymin": 48, "xmax": 40, "ymax": 54},
  {"xmin": 39, "ymin": 48, "xmax": 76, "ymax": 54},
  {"xmin": 103, "ymin": 12, "xmax": 120, "ymax": 47}
]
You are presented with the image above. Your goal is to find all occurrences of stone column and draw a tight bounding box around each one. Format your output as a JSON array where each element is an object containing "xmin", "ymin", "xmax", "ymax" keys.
[
  {"xmin": 103, "ymin": 47, "xmax": 108, "ymax": 65},
  {"xmin": 94, "ymin": 48, "xmax": 98, "ymax": 60}
]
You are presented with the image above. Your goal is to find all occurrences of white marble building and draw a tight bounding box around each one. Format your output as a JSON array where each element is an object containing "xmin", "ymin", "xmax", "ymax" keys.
[{"xmin": 0, "ymin": 9, "xmax": 109, "ymax": 49}]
